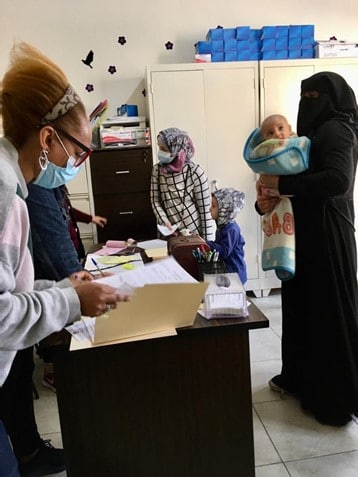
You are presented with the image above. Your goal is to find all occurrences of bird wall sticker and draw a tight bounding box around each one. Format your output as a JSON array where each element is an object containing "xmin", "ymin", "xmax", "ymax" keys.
[{"xmin": 82, "ymin": 50, "xmax": 94, "ymax": 68}]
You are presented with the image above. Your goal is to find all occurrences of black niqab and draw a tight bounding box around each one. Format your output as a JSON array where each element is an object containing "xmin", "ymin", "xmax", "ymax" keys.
[{"xmin": 297, "ymin": 71, "xmax": 358, "ymax": 137}]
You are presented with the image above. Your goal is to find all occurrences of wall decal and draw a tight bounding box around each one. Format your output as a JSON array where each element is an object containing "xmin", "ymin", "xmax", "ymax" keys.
[
  {"xmin": 85, "ymin": 84, "xmax": 94, "ymax": 92},
  {"xmin": 165, "ymin": 41, "xmax": 173, "ymax": 50},
  {"xmin": 108, "ymin": 65, "xmax": 117, "ymax": 74},
  {"xmin": 82, "ymin": 50, "xmax": 94, "ymax": 68},
  {"xmin": 118, "ymin": 36, "xmax": 127, "ymax": 45}
]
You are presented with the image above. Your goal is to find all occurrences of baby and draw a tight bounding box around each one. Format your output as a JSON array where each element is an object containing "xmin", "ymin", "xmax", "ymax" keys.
[
  {"xmin": 260, "ymin": 114, "xmax": 292, "ymax": 141},
  {"xmin": 259, "ymin": 114, "xmax": 297, "ymax": 197},
  {"xmin": 243, "ymin": 115, "xmax": 311, "ymax": 281}
]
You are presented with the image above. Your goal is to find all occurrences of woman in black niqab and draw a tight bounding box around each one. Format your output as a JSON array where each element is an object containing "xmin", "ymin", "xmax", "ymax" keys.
[{"xmin": 258, "ymin": 71, "xmax": 358, "ymax": 426}]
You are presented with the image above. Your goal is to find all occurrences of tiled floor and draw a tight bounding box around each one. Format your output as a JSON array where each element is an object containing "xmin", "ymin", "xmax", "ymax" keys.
[{"xmin": 33, "ymin": 289, "xmax": 358, "ymax": 476}]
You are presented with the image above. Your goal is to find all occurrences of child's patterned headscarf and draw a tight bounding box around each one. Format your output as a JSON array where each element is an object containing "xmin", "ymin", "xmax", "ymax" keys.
[
  {"xmin": 213, "ymin": 188, "xmax": 245, "ymax": 227},
  {"xmin": 157, "ymin": 127, "xmax": 195, "ymax": 173}
]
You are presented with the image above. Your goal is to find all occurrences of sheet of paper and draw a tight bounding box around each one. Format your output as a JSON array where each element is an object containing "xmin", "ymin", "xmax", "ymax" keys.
[
  {"xmin": 145, "ymin": 247, "xmax": 168, "ymax": 260},
  {"xmin": 157, "ymin": 224, "xmax": 179, "ymax": 236},
  {"xmin": 84, "ymin": 253, "xmax": 143, "ymax": 275},
  {"xmin": 66, "ymin": 317, "xmax": 95, "ymax": 342},
  {"xmin": 95, "ymin": 246, "xmax": 126, "ymax": 256},
  {"xmin": 136, "ymin": 239, "xmax": 167, "ymax": 249},
  {"xmin": 93, "ymin": 256, "xmax": 197, "ymax": 289}
]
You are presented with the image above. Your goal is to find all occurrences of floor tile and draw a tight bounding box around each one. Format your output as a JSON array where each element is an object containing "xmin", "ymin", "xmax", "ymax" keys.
[
  {"xmin": 249, "ymin": 327, "xmax": 281, "ymax": 362},
  {"xmin": 251, "ymin": 359, "xmax": 287, "ymax": 404},
  {"xmin": 253, "ymin": 408, "xmax": 281, "ymax": 466},
  {"xmin": 255, "ymin": 463, "xmax": 291, "ymax": 477},
  {"xmin": 286, "ymin": 450, "xmax": 358, "ymax": 476},
  {"xmin": 254, "ymin": 399, "xmax": 358, "ymax": 461}
]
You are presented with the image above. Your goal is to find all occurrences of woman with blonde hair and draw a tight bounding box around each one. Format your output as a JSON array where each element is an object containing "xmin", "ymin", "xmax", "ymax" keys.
[{"xmin": 0, "ymin": 42, "xmax": 126, "ymax": 476}]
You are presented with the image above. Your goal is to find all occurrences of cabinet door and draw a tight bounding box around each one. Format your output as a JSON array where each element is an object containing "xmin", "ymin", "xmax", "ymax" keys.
[
  {"xmin": 95, "ymin": 192, "xmax": 156, "ymax": 242},
  {"xmin": 148, "ymin": 70, "xmax": 208, "ymax": 171},
  {"xmin": 260, "ymin": 61, "xmax": 315, "ymax": 129},
  {"xmin": 204, "ymin": 66, "xmax": 260, "ymax": 290},
  {"xmin": 90, "ymin": 148, "xmax": 152, "ymax": 194}
]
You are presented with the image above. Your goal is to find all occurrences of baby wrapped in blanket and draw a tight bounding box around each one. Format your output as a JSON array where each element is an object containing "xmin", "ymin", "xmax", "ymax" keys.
[{"xmin": 243, "ymin": 115, "xmax": 310, "ymax": 280}]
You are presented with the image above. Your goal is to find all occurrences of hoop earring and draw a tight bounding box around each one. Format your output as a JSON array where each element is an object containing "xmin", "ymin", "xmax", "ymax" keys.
[{"xmin": 39, "ymin": 149, "xmax": 49, "ymax": 171}]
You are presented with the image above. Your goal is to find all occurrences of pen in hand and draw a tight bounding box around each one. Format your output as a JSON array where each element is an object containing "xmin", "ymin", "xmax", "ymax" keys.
[{"xmin": 91, "ymin": 257, "xmax": 105, "ymax": 277}]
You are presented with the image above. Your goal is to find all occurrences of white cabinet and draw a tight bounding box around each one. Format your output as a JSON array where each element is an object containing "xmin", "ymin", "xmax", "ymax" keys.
[
  {"xmin": 146, "ymin": 62, "xmax": 262, "ymax": 294},
  {"xmin": 146, "ymin": 58, "xmax": 358, "ymax": 296}
]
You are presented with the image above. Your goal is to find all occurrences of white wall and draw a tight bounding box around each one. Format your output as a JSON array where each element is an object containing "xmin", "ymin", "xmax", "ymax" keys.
[{"xmin": 1, "ymin": 0, "xmax": 358, "ymax": 118}]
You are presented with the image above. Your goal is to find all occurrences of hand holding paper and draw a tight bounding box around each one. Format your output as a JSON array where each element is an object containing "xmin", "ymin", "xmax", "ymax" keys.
[{"xmin": 157, "ymin": 224, "xmax": 179, "ymax": 236}]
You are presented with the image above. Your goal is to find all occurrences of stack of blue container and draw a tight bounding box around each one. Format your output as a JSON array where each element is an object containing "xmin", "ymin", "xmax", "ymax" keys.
[{"xmin": 195, "ymin": 25, "xmax": 315, "ymax": 62}]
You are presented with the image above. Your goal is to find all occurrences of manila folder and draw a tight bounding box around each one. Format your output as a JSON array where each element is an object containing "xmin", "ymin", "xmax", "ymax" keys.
[{"xmin": 94, "ymin": 282, "xmax": 208, "ymax": 345}]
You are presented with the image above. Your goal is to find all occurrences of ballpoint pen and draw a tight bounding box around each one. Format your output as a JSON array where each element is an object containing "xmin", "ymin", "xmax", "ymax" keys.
[{"xmin": 91, "ymin": 257, "xmax": 105, "ymax": 276}]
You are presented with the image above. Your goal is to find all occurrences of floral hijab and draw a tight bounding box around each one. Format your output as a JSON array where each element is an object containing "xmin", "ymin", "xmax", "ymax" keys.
[
  {"xmin": 213, "ymin": 188, "xmax": 245, "ymax": 227},
  {"xmin": 157, "ymin": 127, "xmax": 195, "ymax": 173}
]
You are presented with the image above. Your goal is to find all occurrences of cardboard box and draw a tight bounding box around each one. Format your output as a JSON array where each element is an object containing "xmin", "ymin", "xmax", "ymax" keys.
[
  {"xmin": 224, "ymin": 51, "xmax": 238, "ymax": 61},
  {"xmin": 315, "ymin": 41, "xmax": 358, "ymax": 58},
  {"xmin": 206, "ymin": 28, "xmax": 223, "ymax": 41},
  {"xmin": 195, "ymin": 41, "xmax": 212, "ymax": 54}
]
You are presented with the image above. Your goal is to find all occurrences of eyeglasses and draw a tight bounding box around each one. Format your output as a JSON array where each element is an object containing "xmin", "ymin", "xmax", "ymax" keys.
[{"xmin": 54, "ymin": 128, "xmax": 93, "ymax": 167}]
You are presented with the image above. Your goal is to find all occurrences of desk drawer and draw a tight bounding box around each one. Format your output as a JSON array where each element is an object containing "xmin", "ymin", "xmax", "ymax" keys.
[
  {"xmin": 94, "ymin": 193, "xmax": 157, "ymax": 241},
  {"xmin": 90, "ymin": 148, "xmax": 152, "ymax": 194}
]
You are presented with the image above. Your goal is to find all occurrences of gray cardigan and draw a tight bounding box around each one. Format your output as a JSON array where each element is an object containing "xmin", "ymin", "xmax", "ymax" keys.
[{"xmin": 0, "ymin": 137, "xmax": 80, "ymax": 385}]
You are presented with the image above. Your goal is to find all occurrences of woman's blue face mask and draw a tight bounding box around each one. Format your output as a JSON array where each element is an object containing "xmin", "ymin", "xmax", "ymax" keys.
[
  {"xmin": 33, "ymin": 156, "xmax": 81, "ymax": 189},
  {"xmin": 158, "ymin": 150, "xmax": 175, "ymax": 164}
]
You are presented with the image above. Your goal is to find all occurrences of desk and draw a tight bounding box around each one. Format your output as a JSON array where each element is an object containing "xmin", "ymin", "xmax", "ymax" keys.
[{"xmin": 55, "ymin": 302, "xmax": 268, "ymax": 477}]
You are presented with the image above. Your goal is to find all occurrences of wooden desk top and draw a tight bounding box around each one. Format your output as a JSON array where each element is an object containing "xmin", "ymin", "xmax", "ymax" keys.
[
  {"xmin": 179, "ymin": 299, "xmax": 269, "ymax": 335},
  {"xmin": 87, "ymin": 244, "xmax": 269, "ymax": 335}
]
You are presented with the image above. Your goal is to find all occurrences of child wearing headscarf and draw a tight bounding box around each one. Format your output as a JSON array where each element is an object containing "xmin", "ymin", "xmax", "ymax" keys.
[
  {"xmin": 206, "ymin": 188, "xmax": 247, "ymax": 284},
  {"xmin": 150, "ymin": 127, "xmax": 214, "ymax": 240}
]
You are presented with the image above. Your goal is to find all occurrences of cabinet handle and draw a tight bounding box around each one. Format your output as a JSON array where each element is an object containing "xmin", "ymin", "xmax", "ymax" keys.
[
  {"xmin": 119, "ymin": 211, "xmax": 134, "ymax": 215},
  {"xmin": 115, "ymin": 170, "xmax": 130, "ymax": 174}
]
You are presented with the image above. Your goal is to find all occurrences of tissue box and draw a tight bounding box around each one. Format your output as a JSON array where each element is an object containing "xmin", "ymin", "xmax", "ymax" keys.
[
  {"xmin": 195, "ymin": 54, "xmax": 212, "ymax": 63},
  {"xmin": 203, "ymin": 273, "xmax": 248, "ymax": 319},
  {"xmin": 225, "ymin": 51, "xmax": 238, "ymax": 61},
  {"xmin": 315, "ymin": 41, "xmax": 358, "ymax": 58},
  {"xmin": 212, "ymin": 40, "xmax": 224, "ymax": 52},
  {"xmin": 195, "ymin": 41, "xmax": 212, "ymax": 54},
  {"xmin": 207, "ymin": 28, "xmax": 224, "ymax": 41},
  {"xmin": 224, "ymin": 39, "xmax": 238, "ymax": 51},
  {"xmin": 261, "ymin": 26, "xmax": 276, "ymax": 39},
  {"xmin": 288, "ymin": 49, "xmax": 302, "ymax": 59},
  {"xmin": 236, "ymin": 26, "xmax": 251, "ymax": 40},
  {"xmin": 262, "ymin": 38, "xmax": 276, "ymax": 51},
  {"xmin": 301, "ymin": 48, "xmax": 314, "ymax": 59},
  {"xmin": 223, "ymin": 28, "xmax": 236, "ymax": 40},
  {"xmin": 212, "ymin": 52, "xmax": 224, "ymax": 62}
]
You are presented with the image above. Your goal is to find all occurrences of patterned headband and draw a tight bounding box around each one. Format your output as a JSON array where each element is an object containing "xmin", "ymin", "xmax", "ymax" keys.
[{"xmin": 40, "ymin": 84, "xmax": 81, "ymax": 124}]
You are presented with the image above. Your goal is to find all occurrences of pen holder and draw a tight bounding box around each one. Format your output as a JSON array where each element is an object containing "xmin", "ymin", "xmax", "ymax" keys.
[{"xmin": 197, "ymin": 261, "xmax": 227, "ymax": 282}]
